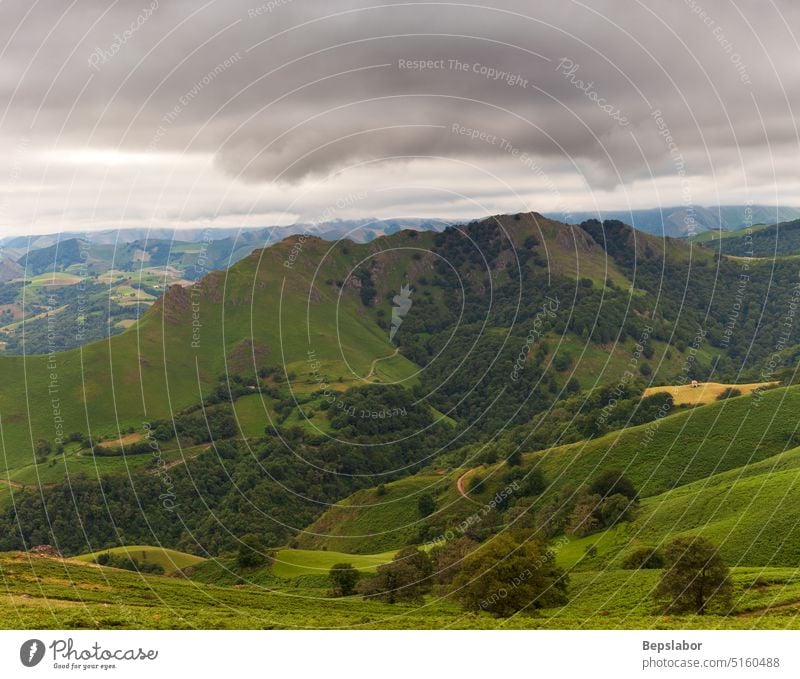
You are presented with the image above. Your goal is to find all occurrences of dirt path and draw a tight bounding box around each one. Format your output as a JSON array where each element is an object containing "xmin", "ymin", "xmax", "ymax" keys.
[
  {"xmin": 146, "ymin": 446, "xmax": 208, "ymax": 475},
  {"xmin": 456, "ymin": 469, "xmax": 482, "ymax": 505},
  {"xmin": 0, "ymin": 478, "xmax": 57, "ymax": 491},
  {"xmin": 366, "ymin": 347, "xmax": 400, "ymax": 379},
  {"xmin": 737, "ymin": 600, "xmax": 800, "ymax": 617}
]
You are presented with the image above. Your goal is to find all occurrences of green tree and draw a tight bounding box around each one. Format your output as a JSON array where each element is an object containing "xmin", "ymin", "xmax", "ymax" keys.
[
  {"xmin": 654, "ymin": 536, "xmax": 732, "ymax": 615},
  {"xmin": 35, "ymin": 438, "xmax": 52, "ymax": 463},
  {"xmin": 506, "ymin": 449, "xmax": 523, "ymax": 467},
  {"xmin": 453, "ymin": 532, "xmax": 567, "ymax": 617},
  {"xmin": 430, "ymin": 537, "xmax": 477, "ymax": 585},
  {"xmin": 417, "ymin": 493, "xmax": 436, "ymax": 517},
  {"xmin": 589, "ymin": 469, "xmax": 637, "ymax": 501},
  {"xmin": 329, "ymin": 563, "xmax": 360, "ymax": 596},
  {"xmin": 565, "ymin": 492, "xmax": 602, "ymax": 537},
  {"xmin": 358, "ymin": 547, "xmax": 432, "ymax": 603},
  {"xmin": 600, "ymin": 493, "xmax": 633, "ymax": 525},
  {"xmin": 236, "ymin": 534, "xmax": 268, "ymax": 569}
]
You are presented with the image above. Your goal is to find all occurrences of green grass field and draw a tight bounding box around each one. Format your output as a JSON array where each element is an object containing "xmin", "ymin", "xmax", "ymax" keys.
[
  {"xmin": 74, "ymin": 545, "xmax": 206, "ymax": 575},
  {"xmin": 3, "ymin": 551, "xmax": 800, "ymax": 629},
  {"xmin": 271, "ymin": 548, "xmax": 396, "ymax": 578},
  {"xmin": 297, "ymin": 474, "xmax": 451, "ymax": 553}
]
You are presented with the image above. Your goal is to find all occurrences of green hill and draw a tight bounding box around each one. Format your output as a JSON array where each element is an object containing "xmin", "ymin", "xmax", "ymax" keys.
[
  {"xmin": 74, "ymin": 545, "xmax": 206, "ymax": 574},
  {"xmin": 302, "ymin": 384, "xmax": 800, "ymax": 555},
  {"xmin": 697, "ymin": 218, "xmax": 800, "ymax": 257}
]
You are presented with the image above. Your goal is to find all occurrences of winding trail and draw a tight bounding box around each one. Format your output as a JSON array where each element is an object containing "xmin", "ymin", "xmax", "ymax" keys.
[
  {"xmin": 456, "ymin": 469, "xmax": 483, "ymax": 505},
  {"xmin": 366, "ymin": 347, "xmax": 400, "ymax": 379}
]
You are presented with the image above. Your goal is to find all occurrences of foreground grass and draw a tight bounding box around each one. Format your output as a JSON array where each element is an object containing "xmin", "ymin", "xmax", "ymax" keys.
[{"xmin": 2, "ymin": 552, "xmax": 800, "ymax": 629}]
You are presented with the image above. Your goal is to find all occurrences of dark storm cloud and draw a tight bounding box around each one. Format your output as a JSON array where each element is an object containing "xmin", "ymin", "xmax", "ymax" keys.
[{"xmin": 0, "ymin": 0, "xmax": 798, "ymax": 230}]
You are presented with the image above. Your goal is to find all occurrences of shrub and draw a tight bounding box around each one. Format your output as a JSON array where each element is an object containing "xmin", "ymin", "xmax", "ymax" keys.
[
  {"xmin": 453, "ymin": 532, "xmax": 568, "ymax": 617},
  {"xmin": 622, "ymin": 546, "xmax": 664, "ymax": 570},
  {"xmin": 329, "ymin": 563, "xmax": 360, "ymax": 597},
  {"xmin": 717, "ymin": 387, "xmax": 741, "ymax": 400}
]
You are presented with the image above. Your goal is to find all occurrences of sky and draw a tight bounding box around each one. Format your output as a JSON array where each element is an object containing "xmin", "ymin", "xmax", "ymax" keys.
[{"xmin": 0, "ymin": 0, "xmax": 798, "ymax": 235}]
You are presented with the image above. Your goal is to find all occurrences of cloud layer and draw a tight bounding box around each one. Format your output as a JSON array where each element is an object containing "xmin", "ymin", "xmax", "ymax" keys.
[{"xmin": 0, "ymin": 0, "xmax": 798, "ymax": 233}]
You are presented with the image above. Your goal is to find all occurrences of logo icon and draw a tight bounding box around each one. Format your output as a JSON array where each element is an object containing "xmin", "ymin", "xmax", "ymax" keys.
[
  {"xmin": 20, "ymin": 639, "xmax": 45, "ymax": 667},
  {"xmin": 389, "ymin": 283, "xmax": 413, "ymax": 341}
]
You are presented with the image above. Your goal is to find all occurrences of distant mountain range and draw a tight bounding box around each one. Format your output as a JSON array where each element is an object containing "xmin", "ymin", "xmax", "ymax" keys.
[
  {"xmin": 0, "ymin": 217, "xmax": 449, "ymax": 250},
  {"xmin": 545, "ymin": 205, "xmax": 800, "ymax": 237}
]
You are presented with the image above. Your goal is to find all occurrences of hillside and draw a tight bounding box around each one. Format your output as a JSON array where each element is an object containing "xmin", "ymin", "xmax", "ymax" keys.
[
  {"xmin": 5, "ymin": 211, "xmax": 800, "ymax": 565},
  {"xmin": 547, "ymin": 205, "xmax": 800, "ymax": 237},
  {"xmin": 697, "ymin": 218, "xmax": 800, "ymax": 258},
  {"xmin": 300, "ymin": 384, "xmax": 799, "ymax": 556}
]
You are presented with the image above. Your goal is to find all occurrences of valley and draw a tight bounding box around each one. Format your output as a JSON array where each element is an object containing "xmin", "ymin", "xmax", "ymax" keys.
[{"xmin": 3, "ymin": 212, "xmax": 800, "ymax": 629}]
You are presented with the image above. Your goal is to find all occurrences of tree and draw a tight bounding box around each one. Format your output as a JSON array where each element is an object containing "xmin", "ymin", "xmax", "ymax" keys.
[
  {"xmin": 430, "ymin": 537, "xmax": 477, "ymax": 585},
  {"xmin": 417, "ymin": 493, "xmax": 436, "ymax": 517},
  {"xmin": 506, "ymin": 449, "xmax": 523, "ymax": 467},
  {"xmin": 453, "ymin": 532, "xmax": 567, "ymax": 617},
  {"xmin": 565, "ymin": 492, "xmax": 603, "ymax": 537},
  {"xmin": 654, "ymin": 536, "xmax": 732, "ymax": 615},
  {"xmin": 590, "ymin": 469, "xmax": 638, "ymax": 501},
  {"xmin": 600, "ymin": 493, "xmax": 633, "ymax": 525},
  {"xmin": 329, "ymin": 563, "xmax": 360, "ymax": 596},
  {"xmin": 236, "ymin": 534, "xmax": 268, "ymax": 569},
  {"xmin": 622, "ymin": 546, "xmax": 663, "ymax": 570},
  {"xmin": 357, "ymin": 547, "xmax": 432, "ymax": 603},
  {"xmin": 35, "ymin": 439, "xmax": 52, "ymax": 463}
]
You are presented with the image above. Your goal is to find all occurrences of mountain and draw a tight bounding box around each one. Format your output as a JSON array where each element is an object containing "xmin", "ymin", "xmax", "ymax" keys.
[
  {"xmin": 0, "ymin": 256, "xmax": 23, "ymax": 282},
  {"xmin": 546, "ymin": 205, "xmax": 800, "ymax": 237},
  {"xmin": 3, "ymin": 211, "xmax": 800, "ymax": 562},
  {"xmin": 695, "ymin": 218, "xmax": 800, "ymax": 258},
  {"xmin": 0, "ymin": 218, "xmax": 449, "ymax": 250}
]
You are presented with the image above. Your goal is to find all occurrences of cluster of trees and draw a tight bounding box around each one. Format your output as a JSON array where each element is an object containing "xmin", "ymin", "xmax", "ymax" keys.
[
  {"xmin": 95, "ymin": 551, "xmax": 164, "ymax": 574},
  {"xmin": 326, "ymin": 384, "xmax": 433, "ymax": 439},
  {"xmin": 330, "ymin": 532, "xmax": 568, "ymax": 618},
  {"xmin": 714, "ymin": 219, "xmax": 800, "ymax": 258},
  {"xmin": 330, "ymin": 530, "xmax": 731, "ymax": 618},
  {"xmin": 0, "ymin": 408, "xmax": 456, "ymax": 555},
  {"xmin": 583, "ymin": 219, "xmax": 800, "ymax": 380},
  {"xmin": 537, "ymin": 469, "xmax": 638, "ymax": 538},
  {"xmin": 146, "ymin": 406, "xmax": 237, "ymax": 446}
]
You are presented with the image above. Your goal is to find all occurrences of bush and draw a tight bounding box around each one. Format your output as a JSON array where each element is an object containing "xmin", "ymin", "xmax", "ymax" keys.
[
  {"xmin": 357, "ymin": 547, "xmax": 432, "ymax": 603},
  {"xmin": 94, "ymin": 552, "xmax": 164, "ymax": 575},
  {"xmin": 717, "ymin": 387, "xmax": 741, "ymax": 400},
  {"xmin": 236, "ymin": 534, "xmax": 269, "ymax": 569},
  {"xmin": 622, "ymin": 546, "xmax": 663, "ymax": 570},
  {"xmin": 417, "ymin": 494, "xmax": 436, "ymax": 517},
  {"xmin": 453, "ymin": 532, "xmax": 568, "ymax": 617},
  {"xmin": 329, "ymin": 563, "xmax": 360, "ymax": 596}
]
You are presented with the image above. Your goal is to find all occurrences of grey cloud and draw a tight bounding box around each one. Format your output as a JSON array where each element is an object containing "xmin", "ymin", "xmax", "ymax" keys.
[{"xmin": 0, "ymin": 0, "xmax": 798, "ymax": 232}]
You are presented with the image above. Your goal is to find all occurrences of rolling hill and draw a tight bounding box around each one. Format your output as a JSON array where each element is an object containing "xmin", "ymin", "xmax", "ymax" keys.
[{"xmin": 5, "ymin": 211, "xmax": 800, "ymax": 577}]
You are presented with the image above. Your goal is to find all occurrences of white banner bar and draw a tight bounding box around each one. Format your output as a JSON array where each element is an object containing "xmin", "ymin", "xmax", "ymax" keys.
[{"xmin": 1, "ymin": 630, "xmax": 797, "ymax": 678}]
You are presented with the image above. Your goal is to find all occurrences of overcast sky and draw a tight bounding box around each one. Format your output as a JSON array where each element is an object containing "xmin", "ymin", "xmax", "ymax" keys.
[{"xmin": 0, "ymin": 0, "xmax": 798, "ymax": 235}]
